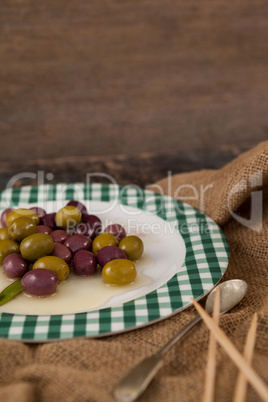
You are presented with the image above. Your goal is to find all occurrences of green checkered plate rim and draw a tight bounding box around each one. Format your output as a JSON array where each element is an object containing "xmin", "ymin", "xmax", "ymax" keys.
[{"xmin": 0, "ymin": 183, "xmax": 229, "ymax": 342}]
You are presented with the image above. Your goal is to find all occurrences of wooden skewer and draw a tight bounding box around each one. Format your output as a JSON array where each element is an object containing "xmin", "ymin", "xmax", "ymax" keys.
[
  {"xmin": 233, "ymin": 313, "xmax": 258, "ymax": 402},
  {"xmin": 202, "ymin": 287, "xmax": 220, "ymax": 402},
  {"xmin": 191, "ymin": 299, "xmax": 268, "ymax": 402}
]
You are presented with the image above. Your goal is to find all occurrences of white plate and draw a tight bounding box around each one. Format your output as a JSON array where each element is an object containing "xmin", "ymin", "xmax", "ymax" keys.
[{"xmin": 0, "ymin": 200, "xmax": 186, "ymax": 315}]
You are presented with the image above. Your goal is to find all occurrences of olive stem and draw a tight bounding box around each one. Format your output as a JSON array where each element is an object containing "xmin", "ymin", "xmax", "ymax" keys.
[{"xmin": 0, "ymin": 279, "xmax": 23, "ymax": 306}]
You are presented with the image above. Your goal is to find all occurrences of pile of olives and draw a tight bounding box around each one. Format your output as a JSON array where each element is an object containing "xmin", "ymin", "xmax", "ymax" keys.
[{"xmin": 0, "ymin": 201, "xmax": 144, "ymax": 298}]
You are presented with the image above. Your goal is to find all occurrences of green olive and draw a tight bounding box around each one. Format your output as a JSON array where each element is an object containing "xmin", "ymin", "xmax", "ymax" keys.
[
  {"xmin": 6, "ymin": 209, "xmax": 40, "ymax": 227},
  {"xmin": 102, "ymin": 259, "xmax": 137, "ymax": 285},
  {"xmin": 0, "ymin": 239, "xmax": 20, "ymax": 264},
  {"xmin": 0, "ymin": 227, "xmax": 10, "ymax": 240},
  {"xmin": 33, "ymin": 256, "xmax": 69, "ymax": 281},
  {"xmin": 92, "ymin": 233, "xmax": 119, "ymax": 256},
  {"xmin": 8, "ymin": 217, "xmax": 37, "ymax": 242},
  {"xmin": 55, "ymin": 206, "xmax": 81, "ymax": 229},
  {"xmin": 119, "ymin": 236, "xmax": 144, "ymax": 261},
  {"xmin": 20, "ymin": 233, "xmax": 54, "ymax": 262}
]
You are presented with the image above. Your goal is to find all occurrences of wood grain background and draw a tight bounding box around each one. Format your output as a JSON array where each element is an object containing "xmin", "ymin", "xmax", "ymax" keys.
[{"xmin": 0, "ymin": 1, "xmax": 267, "ymax": 186}]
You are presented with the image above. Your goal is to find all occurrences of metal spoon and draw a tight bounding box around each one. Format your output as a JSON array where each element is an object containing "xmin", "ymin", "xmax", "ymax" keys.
[{"xmin": 114, "ymin": 279, "xmax": 248, "ymax": 402}]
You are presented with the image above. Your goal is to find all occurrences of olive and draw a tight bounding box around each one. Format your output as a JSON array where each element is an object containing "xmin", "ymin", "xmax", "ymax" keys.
[
  {"xmin": 6, "ymin": 208, "xmax": 40, "ymax": 227},
  {"xmin": 0, "ymin": 227, "xmax": 10, "ymax": 240},
  {"xmin": 92, "ymin": 233, "xmax": 119, "ymax": 256},
  {"xmin": 41, "ymin": 213, "xmax": 57, "ymax": 229},
  {"xmin": 49, "ymin": 229, "xmax": 70, "ymax": 244},
  {"xmin": 55, "ymin": 206, "xmax": 81, "ymax": 230},
  {"xmin": 36, "ymin": 225, "xmax": 52, "ymax": 234},
  {"xmin": 2, "ymin": 253, "xmax": 28, "ymax": 278},
  {"xmin": 66, "ymin": 200, "xmax": 87, "ymax": 214},
  {"xmin": 73, "ymin": 250, "xmax": 97, "ymax": 276},
  {"xmin": 73, "ymin": 222, "xmax": 91, "ymax": 237},
  {"xmin": 1, "ymin": 208, "xmax": 13, "ymax": 227},
  {"xmin": 80, "ymin": 214, "xmax": 103, "ymax": 239},
  {"xmin": 102, "ymin": 259, "xmax": 137, "ymax": 285},
  {"xmin": 29, "ymin": 207, "xmax": 46, "ymax": 220},
  {"xmin": 104, "ymin": 224, "xmax": 126, "ymax": 241},
  {"xmin": 20, "ymin": 233, "xmax": 54, "ymax": 262},
  {"xmin": 33, "ymin": 256, "xmax": 70, "ymax": 281},
  {"xmin": 119, "ymin": 236, "xmax": 144, "ymax": 261},
  {"xmin": 8, "ymin": 217, "xmax": 37, "ymax": 242},
  {"xmin": 0, "ymin": 239, "xmax": 20, "ymax": 264},
  {"xmin": 22, "ymin": 269, "xmax": 58, "ymax": 296},
  {"xmin": 52, "ymin": 243, "xmax": 72, "ymax": 264},
  {"xmin": 97, "ymin": 246, "xmax": 127, "ymax": 269},
  {"xmin": 64, "ymin": 234, "xmax": 92, "ymax": 256},
  {"xmin": 74, "ymin": 219, "xmax": 102, "ymax": 239}
]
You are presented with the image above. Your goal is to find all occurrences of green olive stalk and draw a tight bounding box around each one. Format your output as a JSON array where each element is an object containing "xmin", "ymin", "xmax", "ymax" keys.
[{"xmin": 0, "ymin": 279, "xmax": 23, "ymax": 306}]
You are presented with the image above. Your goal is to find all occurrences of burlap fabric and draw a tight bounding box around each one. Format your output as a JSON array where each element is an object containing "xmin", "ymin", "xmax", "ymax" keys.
[{"xmin": 0, "ymin": 142, "xmax": 267, "ymax": 402}]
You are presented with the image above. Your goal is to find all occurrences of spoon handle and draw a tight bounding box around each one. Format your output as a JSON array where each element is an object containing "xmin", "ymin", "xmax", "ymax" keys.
[
  {"xmin": 159, "ymin": 315, "xmax": 202, "ymax": 356},
  {"xmin": 114, "ymin": 315, "xmax": 202, "ymax": 402}
]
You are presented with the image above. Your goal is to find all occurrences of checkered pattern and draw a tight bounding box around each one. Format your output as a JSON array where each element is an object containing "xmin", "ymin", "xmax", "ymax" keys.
[{"xmin": 0, "ymin": 183, "xmax": 229, "ymax": 341}]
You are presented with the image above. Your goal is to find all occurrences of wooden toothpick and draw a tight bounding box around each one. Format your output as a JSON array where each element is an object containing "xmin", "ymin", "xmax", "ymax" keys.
[
  {"xmin": 233, "ymin": 313, "xmax": 258, "ymax": 402},
  {"xmin": 202, "ymin": 287, "xmax": 220, "ymax": 402},
  {"xmin": 191, "ymin": 299, "xmax": 268, "ymax": 402}
]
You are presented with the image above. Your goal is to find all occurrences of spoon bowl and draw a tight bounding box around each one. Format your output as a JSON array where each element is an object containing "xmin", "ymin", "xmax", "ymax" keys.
[{"xmin": 205, "ymin": 279, "xmax": 248, "ymax": 315}]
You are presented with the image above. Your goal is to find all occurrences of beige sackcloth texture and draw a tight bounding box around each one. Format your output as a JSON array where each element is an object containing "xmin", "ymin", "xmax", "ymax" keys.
[{"xmin": 0, "ymin": 142, "xmax": 267, "ymax": 402}]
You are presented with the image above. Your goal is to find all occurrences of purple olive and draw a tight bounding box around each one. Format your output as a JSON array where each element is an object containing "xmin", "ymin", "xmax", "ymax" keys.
[
  {"xmin": 21, "ymin": 268, "xmax": 58, "ymax": 296},
  {"xmin": 82, "ymin": 214, "xmax": 102, "ymax": 228},
  {"xmin": 2, "ymin": 253, "xmax": 29, "ymax": 278},
  {"xmin": 64, "ymin": 234, "xmax": 92, "ymax": 256},
  {"xmin": 66, "ymin": 200, "xmax": 87, "ymax": 214},
  {"xmin": 36, "ymin": 225, "xmax": 52, "ymax": 234},
  {"xmin": 76, "ymin": 214, "xmax": 103, "ymax": 239},
  {"xmin": 41, "ymin": 212, "xmax": 57, "ymax": 229},
  {"xmin": 97, "ymin": 246, "xmax": 127, "ymax": 269},
  {"xmin": 73, "ymin": 223, "xmax": 93, "ymax": 238},
  {"xmin": 73, "ymin": 250, "xmax": 97, "ymax": 276},
  {"xmin": 30, "ymin": 207, "xmax": 47, "ymax": 220},
  {"xmin": 1, "ymin": 208, "xmax": 13, "ymax": 227},
  {"xmin": 50, "ymin": 229, "xmax": 70, "ymax": 244},
  {"xmin": 52, "ymin": 243, "xmax": 72, "ymax": 264},
  {"xmin": 104, "ymin": 224, "xmax": 127, "ymax": 241}
]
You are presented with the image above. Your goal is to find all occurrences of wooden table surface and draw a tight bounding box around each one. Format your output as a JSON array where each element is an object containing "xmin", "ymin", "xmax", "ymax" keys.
[
  {"xmin": 0, "ymin": 1, "xmax": 267, "ymax": 189},
  {"xmin": 0, "ymin": 146, "xmax": 249, "ymax": 192}
]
